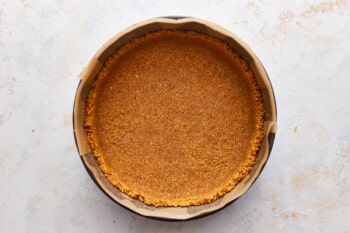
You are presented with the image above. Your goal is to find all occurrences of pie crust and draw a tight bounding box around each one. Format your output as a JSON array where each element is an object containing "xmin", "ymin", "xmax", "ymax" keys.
[{"xmin": 85, "ymin": 30, "xmax": 264, "ymax": 207}]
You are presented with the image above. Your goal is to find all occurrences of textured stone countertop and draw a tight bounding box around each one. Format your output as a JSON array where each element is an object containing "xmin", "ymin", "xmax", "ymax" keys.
[{"xmin": 0, "ymin": 0, "xmax": 349, "ymax": 232}]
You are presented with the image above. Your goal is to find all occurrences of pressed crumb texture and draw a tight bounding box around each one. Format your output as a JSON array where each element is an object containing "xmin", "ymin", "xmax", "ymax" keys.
[{"xmin": 85, "ymin": 30, "xmax": 264, "ymax": 207}]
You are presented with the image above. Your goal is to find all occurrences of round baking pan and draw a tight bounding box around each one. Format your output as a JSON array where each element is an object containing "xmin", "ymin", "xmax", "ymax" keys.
[{"xmin": 73, "ymin": 17, "xmax": 277, "ymax": 220}]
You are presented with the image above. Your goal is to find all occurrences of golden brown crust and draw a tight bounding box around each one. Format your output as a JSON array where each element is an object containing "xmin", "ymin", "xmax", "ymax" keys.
[{"xmin": 85, "ymin": 30, "xmax": 264, "ymax": 207}]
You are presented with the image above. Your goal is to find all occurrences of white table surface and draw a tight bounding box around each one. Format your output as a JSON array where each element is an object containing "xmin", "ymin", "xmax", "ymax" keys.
[{"xmin": 1, "ymin": 0, "xmax": 349, "ymax": 232}]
